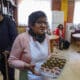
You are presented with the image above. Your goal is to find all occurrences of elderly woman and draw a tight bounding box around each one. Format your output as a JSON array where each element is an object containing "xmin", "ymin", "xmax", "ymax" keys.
[{"xmin": 8, "ymin": 11, "xmax": 50, "ymax": 80}]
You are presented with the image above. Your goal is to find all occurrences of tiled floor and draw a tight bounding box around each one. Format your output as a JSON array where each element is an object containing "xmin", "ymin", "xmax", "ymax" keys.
[
  {"xmin": 0, "ymin": 44, "xmax": 80, "ymax": 80},
  {"xmin": 58, "ymin": 44, "xmax": 80, "ymax": 80}
]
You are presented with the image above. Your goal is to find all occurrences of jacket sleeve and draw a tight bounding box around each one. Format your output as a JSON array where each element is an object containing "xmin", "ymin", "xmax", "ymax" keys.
[
  {"xmin": 54, "ymin": 28, "xmax": 59, "ymax": 36},
  {"xmin": 8, "ymin": 35, "xmax": 27, "ymax": 70},
  {"xmin": 6, "ymin": 17, "xmax": 18, "ymax": 51}
]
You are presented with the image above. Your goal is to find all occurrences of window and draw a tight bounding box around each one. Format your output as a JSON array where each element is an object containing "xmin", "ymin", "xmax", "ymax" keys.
[
  {"xmin": 18, "ymin": 0, "xmax": 52, "ymax": 28},
  {"xmin": 73, "ymin": 0, "xmax": 80, "ymax": 24}
]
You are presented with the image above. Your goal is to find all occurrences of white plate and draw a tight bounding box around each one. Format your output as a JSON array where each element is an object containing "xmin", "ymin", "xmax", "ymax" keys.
[{"xmin": 40, "ymin": 69, "xmax": 62, "ymax": 79}]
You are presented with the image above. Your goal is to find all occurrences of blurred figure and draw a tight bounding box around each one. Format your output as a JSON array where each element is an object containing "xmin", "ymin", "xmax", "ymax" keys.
[
  {"xmin": 54, "ymin": 24, "xmax": 64, "ymax": 50},
  {"xmin": 0, "ymin": 10, "xmax": 18, "ymax": 80}
]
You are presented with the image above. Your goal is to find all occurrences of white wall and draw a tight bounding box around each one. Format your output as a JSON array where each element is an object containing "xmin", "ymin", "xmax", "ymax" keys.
[{"xmin": 52, "ymin": 11, "xmax": 64, "ymax": 31}]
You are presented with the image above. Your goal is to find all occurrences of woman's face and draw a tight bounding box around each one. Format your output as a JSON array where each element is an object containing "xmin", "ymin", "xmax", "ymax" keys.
[
  {"xmin": 32, "ymin": 17, "xmax": 48, "ymax": 35},
  {"xmin": 59, "ymin": 25, "xmax": 63, "ymax": 30}
]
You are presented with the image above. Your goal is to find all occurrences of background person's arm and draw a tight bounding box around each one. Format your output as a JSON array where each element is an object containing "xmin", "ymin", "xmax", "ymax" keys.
[{"xmin": 6, "ymin": 16, "xmax": 18, "ymax": 51}]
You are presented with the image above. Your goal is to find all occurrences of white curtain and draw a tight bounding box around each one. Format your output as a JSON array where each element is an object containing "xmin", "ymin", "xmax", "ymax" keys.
[
  {"xmin": 18, "ymin": 0, "xmax": 52, "ymax": 28},
  {"xmin": 73, "ymin": 0, "xmax": 80, "ymax": 24}
]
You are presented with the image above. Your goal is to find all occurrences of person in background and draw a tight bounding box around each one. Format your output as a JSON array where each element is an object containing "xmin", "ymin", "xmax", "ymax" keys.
[
  {"xmin": 54, "ymin": 24, "xmax": 64, "ymax": 50},
  {"xmin": 0, "ymin": 10, "xmax": 18, "ymax": 80},
  {"xmin": 8, "ymin": 11, "xmax": 50, "ymax": 80}
]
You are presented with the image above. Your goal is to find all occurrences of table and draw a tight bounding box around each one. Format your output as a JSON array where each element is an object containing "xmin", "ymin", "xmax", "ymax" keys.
[
  {"xmin": 72, "ymin": 33, "xmax": 80, "ymax": 53},
  {"xmin": 49, "ymin": 35, "xmax": 59, "ymax": 53},
  {"xmin": 72, "ymin": 33, "xmax": 80, "ymax": 39}
]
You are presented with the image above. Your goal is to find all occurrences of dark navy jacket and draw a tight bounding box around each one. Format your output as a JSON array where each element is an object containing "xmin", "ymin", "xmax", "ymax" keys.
[{"xmin": 0, "ymin": 15, "xmax": 18, "ymax": 51}]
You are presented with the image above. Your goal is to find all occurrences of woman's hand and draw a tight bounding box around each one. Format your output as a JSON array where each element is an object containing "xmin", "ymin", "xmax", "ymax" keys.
[{"xmin": 24, "ymin": 63, "xmax": 41, "ymax": 76}]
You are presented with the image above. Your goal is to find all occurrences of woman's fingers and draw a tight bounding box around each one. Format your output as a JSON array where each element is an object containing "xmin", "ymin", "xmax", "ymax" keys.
[
  {"xmin": 33, "ymin": 71, "xmax": 41, "ymax": 76},
  {"xmin": 29, "ymin": 64, "xmax": 41, "ymax": 76},
  {"xmin": 25, "ymin": 63, "xmax": 41, "ymax": 76}
]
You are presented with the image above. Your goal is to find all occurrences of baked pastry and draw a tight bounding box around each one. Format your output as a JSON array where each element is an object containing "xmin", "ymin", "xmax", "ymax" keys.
[{"xmin": 41, "ymin": 56, "xmax": 66, "ymax": 73}]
